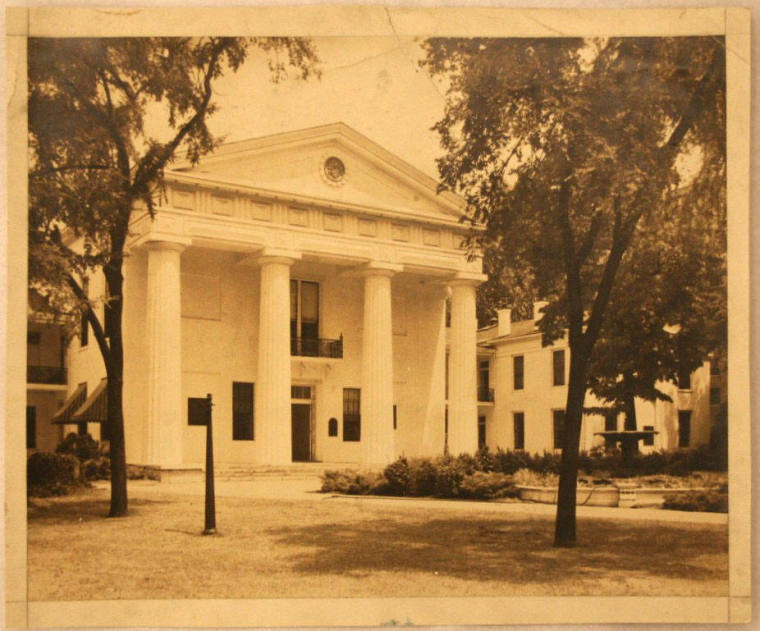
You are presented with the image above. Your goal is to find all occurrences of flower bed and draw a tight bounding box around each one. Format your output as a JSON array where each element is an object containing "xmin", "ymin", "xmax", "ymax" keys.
[{"xmin": 319, "ymin": 451, "xmax": 727, "ymax": 511}]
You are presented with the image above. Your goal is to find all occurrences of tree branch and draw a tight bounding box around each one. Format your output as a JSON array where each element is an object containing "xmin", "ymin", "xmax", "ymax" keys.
[
  {"xmin": 131, "ymin": 39, "xmax": 227, "ymax": 198},
  {"xmin": 66, "ymin": 273, "xmax": 111, "ymax": 366}
]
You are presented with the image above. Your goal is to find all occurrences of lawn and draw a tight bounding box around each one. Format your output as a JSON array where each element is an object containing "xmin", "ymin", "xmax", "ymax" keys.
[{"xmin": 28, "ymin": 485, "xmax": 728, "ymax": 601}]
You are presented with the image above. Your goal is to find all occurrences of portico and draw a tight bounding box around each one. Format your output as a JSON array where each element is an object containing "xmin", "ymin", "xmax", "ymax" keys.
[{"xmin": 89, "ymin": 123, "xmax": 487, "ymax": 469}]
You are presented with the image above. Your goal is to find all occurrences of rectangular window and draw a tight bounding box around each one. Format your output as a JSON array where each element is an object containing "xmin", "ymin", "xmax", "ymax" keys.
[
  {"xmin": 343, "ymin": 388, "xmax": 361, "ymax": 442},
  {"xmin": 513, "ymin": 412, "xmax": 525, "ymax": 450},
  {"xmin": 291, "ymin": 385, "xmax": 312, "ymax": 400},
  {"xmin": 80, "ymin": 278, "xmax": 89, "ymax": 347},
  {"xmin": 26, "ymin": 406, "xmax": 36, "ymax": 449},
  {"xmin": 477, "ymin": 415, "xmax": 486, "ymax": 449},
  {"xmin": 188, "ymin": 397, "xmax": 211, "ymax": 427},
  {"xmin": 678, "ymin": 368, "xmax": 691, "ymax": 390},
  {"xmin": 232, "ymin": 382, "xmax": 254, "ymax": 440},
  {"xmin": 27, "ymin": 330, "xmax": 41, "ymax": 345},
  {"xmin": 513, "ymin": 355, "xmax": 524, "ymax": 390},
  {"xmin": 553, "ymin": 409, "xmax": 565, "ymax": 449},
  {"xmin": 290, "ymin": 280, "xmax": 320, "ymax": 341},
  {"xmin": 710, "ymin": 387, "xmax": 721, "ymax": 405},
  {"xmin": 552, "ymin": 350, "xmax": 565, "ymax": 386},
  {"xmin": 393, "ymin": 404, "xmax": 397, "ymax": 430},
  {"xmin": 643, "ymin": 425, "xmax": 655, "ymax": 446},
  {"xmin": 678, "ymin": 411, "xmax": 691, "ymax": 447},
  {"xmin": 604, "ymin": 412, "xmax": 617, "ymax": 432}
]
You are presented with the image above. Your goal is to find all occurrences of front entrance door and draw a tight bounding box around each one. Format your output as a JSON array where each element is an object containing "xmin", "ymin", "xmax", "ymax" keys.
[{"xmin": 291, "ymin": 404, "xmax": 311, "ymax": 462}]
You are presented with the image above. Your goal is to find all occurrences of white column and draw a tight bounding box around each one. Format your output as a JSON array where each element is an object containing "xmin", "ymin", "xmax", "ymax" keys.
[
  {"xmin": 447, "ymin": 279, "xmax": 479, "ymax": 455},
  {"xmin": 145, "ymin": 240, "xmax": 187, "ymax": 467},
  {"xmin": 360, "ymin": 263, "xmax": 400, "ymax": 465},
  {"xmin": 255, "ymin": 250, "xmax": 299, "ymax": 465}
]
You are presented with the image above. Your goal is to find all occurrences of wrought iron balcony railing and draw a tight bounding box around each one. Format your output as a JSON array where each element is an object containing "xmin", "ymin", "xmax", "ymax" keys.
[
  {"xmin": 477, "ymin": 386, "xmax": 495, "ymax": 402},
  {"xmin": 27, "ymin": 365, "xmax": 67, "ymax": 385},
  {"xmin": 291, "ymin": 335, "xmax": 343, "ymax": 359}
]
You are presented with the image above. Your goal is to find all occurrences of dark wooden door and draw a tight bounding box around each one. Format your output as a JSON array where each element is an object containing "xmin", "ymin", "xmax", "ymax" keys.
[{"xmin": 291, "ymin": 404, "xmax": 311, "ymax": 462}]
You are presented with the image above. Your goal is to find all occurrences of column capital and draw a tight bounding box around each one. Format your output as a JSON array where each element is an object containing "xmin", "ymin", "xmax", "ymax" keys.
[
  {"xmin": 448, "ymin": 271, "xmax": 487, "ymax": 289},
  {"xmin": 141, "ymin": 236, "xmax": 192, "ymax": 253},
  {"xmin": 356, "ymin": 261, "xmax": 403, "ymax": 278},
  {"xmin": 255, "ymin": 247, "xmax": 302, "ymax": 267}
]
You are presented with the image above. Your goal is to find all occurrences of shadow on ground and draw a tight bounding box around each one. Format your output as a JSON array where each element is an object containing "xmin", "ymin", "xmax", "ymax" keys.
[
  {"xmin": 268, "ymin": 515, "xmax": 727, "ymax": 586},
  {"xmin": 28, "ymin": 495, "xmax": 173, "ymax": 524}
]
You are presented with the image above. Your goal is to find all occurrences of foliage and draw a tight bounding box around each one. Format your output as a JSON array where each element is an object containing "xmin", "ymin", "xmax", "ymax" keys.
[
  {"xmin": 27, "ymin": 452, "xmax": 83, "ymax": 497},
  {"xmin": 382, "ymin": 457, "xmax": 411, "ymax": 495},
  {"xmin": 459, "ymin": 471, "xmax": 519, "ymax": 499},
  {"xmin": 422, "ymin": 36, "xmax": 725, "ymax": 545},
  {"xmin": 320, "ymin": 470, "xmax": 388, "ymax": 495},
  {"xmin": 56, "ymin": 432, "xmax": 110, "ymax": 481},
  {"xmin": 662, "ymin": 490, "xmax": 728, "ymax": 513},
  {"xmin": 56, "ymin": 432, "xmax": 101, "ymax": 461},
  {"xmin": 28, "ymin": 37, "xmax": 319, "ymax": 516}
]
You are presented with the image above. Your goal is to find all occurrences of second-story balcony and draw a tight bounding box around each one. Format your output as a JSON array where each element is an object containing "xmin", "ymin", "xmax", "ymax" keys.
[
  {"xmin": 28, "ymin": 365, "xmax": 67, "ymax": 385},
  {"xmin": 477, "ymin": 386, "xmax": 495, "ymax": 403},
  {"xmin": 291, "ymin": 335, "xmax": 343, "ymax": 359}
]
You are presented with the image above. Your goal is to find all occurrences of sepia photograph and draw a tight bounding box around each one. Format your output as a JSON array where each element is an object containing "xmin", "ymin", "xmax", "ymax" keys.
[{"xmin": 4, "ymin": 5, "xmax": 752, "ymax": 628}]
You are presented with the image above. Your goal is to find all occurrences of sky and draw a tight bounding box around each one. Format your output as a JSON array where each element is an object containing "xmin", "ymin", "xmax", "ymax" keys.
[{"xmin": 194, "ymin": 37, "xmax": 449, "ymax": 179}]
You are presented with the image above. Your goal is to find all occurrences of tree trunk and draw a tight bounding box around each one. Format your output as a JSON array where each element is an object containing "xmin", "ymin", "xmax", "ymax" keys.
[
  {"xmin": 621, "ymin": 372, "xmax": 638, "ymax": 465},
  {"xmin": 553, "ymin": 350, "xmax": 588, "ymax": 547},
  {"xmin": 105, "ymin": 260, "xmax": 128, "ymax": 517}
]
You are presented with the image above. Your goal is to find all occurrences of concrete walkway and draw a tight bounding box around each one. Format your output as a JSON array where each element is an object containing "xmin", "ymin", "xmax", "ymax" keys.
[{"xmin": 101, "ymin": 477, "xmax": 728, "ymax": 525}]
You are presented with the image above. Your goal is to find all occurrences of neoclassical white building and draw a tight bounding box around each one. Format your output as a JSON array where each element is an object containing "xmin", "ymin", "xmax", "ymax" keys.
[
  {"xmin": 59, "ymin": 123, "xmax": 486, "ymax": 471},
  {"xmin": 475, "ymin": 306, "xmax": 718, "ymax": 455}
]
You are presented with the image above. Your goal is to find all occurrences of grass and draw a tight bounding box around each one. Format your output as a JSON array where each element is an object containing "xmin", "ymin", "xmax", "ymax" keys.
[{"xmin": 28, "ymin": 486, "xmax": 728, "ymax": 601}]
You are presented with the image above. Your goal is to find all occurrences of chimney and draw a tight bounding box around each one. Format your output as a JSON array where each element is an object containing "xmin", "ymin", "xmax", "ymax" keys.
[
  {"xmin": 533, "ymin": 300, "xmax": 549, "ymax": 325},
  {"xmin": 497, "ymin": 308, "xmax": 512, "ymax": 336}
]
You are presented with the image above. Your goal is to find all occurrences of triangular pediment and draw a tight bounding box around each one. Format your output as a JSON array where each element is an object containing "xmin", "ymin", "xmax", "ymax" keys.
[{"xmin": 170, "ymin": 123, "xmax": 464, "ymax": 221}]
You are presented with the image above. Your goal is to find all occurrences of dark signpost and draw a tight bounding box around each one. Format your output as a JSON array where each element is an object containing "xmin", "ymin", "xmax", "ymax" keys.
[{"xmin": 202, "ymin": 393, "xmax": 216, "ymax": 535}]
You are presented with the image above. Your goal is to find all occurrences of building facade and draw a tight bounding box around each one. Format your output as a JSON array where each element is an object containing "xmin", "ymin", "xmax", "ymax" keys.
[
  {"xmin": 475, "ymin": 305, "xmax": 715, "ymax": 455},
  {"xmin": 26, "ymin": 319, "xmax": 67, "ymax": 452},
  {"xmin": 60, "ymin": 123, "xmax": 486, "ymax": 470}
]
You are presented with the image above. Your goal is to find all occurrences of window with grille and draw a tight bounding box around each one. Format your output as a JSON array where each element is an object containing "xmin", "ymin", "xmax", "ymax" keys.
[
  {"xmin": 232, "ymin": 382, "xmax": 254, "ymax": 440},
  {"xmin": 291, "ymin": 385, "xmax": 312, "ymax": 400},
  {"xmin": 343, "ymin": 388, "xmax": 360, "ymax": 442}
]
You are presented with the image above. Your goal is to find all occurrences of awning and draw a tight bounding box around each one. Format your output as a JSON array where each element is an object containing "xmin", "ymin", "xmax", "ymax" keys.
[
  {"xmin": 71, "ymin": 378, "xmax": 108, "ymax": 423},
  {"xmin": 51, "ymin": 382, "xmax": 88, "ymax": 424}
]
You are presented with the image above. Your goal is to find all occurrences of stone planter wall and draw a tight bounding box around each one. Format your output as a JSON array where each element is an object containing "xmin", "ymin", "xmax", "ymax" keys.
[{"xmin": 516, "ymin": 484, "xmax": 711, "ymax": 508}]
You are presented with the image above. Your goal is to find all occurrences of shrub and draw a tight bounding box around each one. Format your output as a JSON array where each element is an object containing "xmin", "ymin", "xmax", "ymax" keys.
[
  {"xmin": 459, "ymin": 471, "xmax": 518, "ymax": 500},
  {"xmin": 81, "ymin": 457, "xmax": 111, "ymax": 481},
  {"xmin": 408, "ymin": 458, "xmax": 438, "ymax": 496},
  {"xmin": 27, "ymin": 451, "xmax": 82, "ymax": 497},
  {"xmin": 383, "ymin": 457, "xmax": 411, "ymax": 495},
  {"xmin": 492, "ymin": 448, "xmax": 530, "ymax": 474},
  {"xmin": 513, "ymin": 468, "xmax": 559, "ymax": 488},
  {"xmin": 56, "ymin": 432, "xmax": 100, "ymax": 461},
  {"xmin": 433, "ymin": 455, "xmax": 469, "ymax": 497},
  {"xmin": 474, "ymin": 446, "xmax": 497, "ymax": 472},
  {"xmin": 320, "ymin": 469, "xmax": 385, "ymax": 495},
  {"xmin": 662, "ymin": 490, "xmax": 728, "ymax": 513}
]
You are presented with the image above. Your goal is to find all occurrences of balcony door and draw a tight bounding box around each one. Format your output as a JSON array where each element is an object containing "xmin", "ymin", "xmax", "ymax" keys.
[{"xmin": 290, "ymin": 280, "xmax": 319, "ymax": 356}]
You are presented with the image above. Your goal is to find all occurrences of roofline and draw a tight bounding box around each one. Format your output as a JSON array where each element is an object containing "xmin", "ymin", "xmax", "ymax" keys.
[{"xmin": 171, "ymin": 122, "xmax": 467, "ymax": 216}]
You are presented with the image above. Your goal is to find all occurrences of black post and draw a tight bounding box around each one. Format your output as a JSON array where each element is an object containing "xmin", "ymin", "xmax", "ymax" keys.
[{"xmin": 202, "ymin": 393, "xmax": 216, "ymax": 535}]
